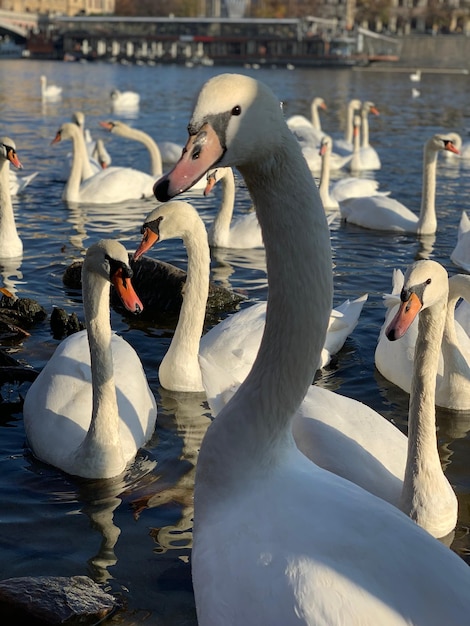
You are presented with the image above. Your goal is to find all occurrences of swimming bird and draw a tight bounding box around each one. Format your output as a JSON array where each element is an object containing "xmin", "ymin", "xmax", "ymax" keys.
[
  {"xmin": 375, "ymin": 264, "xmax": 470, "ymax": 411},
  {"xmin": 340, "ymin": 133, "xmax": 459, "ymax": 234},
  {"xmin": 40, "ymin": 75, "xmax": 62, "ymax": 100},
  {"xmin": 52, "ymin": 122, "xmax": 156, "ymax": 204},
  {"xmin": 152, "ymin": 72, "xmax": 470, "ymax": 625},
  {"xmin": 451, "ymin": 210, "xmax": 470, "ymax": 272},
  {"xmin": 23, "ymin": 239, "xmax": 157, "ymax": 479},
  {"xmin": 0, "ymin": 137, "xmax": 23, "ymax": 258}
]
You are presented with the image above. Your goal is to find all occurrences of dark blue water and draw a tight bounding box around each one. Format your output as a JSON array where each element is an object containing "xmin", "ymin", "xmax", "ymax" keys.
[{"xmin": 1, "ymin": 59, "xmax": 470, "ymax": 624}]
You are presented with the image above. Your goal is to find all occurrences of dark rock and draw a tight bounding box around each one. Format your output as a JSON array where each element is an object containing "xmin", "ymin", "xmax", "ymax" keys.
[
  {"xmin": 0, "ymin": 575, "xmax": 118, "ymax": 625},
  {"xmin": 50, "ymin": 307, "xmax": 85, "ymax": 339}
]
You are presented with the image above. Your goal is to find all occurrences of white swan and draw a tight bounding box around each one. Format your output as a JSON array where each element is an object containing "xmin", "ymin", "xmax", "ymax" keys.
[
  {"xmin": 52, "ymin": 122, "xmax": 156, "ymax": 204},
  {"xmin": 23, "ymin": 239, "xmax": 157, "ymax": 479},
  {"xmin": 286, "ymin": 96, "xmax": 327, "ymax": 144},
  {"xmin": 318, "ymin": 133, "xmax": 388, "ymax": 211},
  {"xmin": 9, "ymin": 169, "xmax": 38, "ymax": 196},
  {"xmin": 349, "ymin": 101, "xmax": 381, "ymax": 171},
  {"xmin": 0, "ymin": 137, "xmax": 23, "ymax": 258},
  {"xmin": 410, "ymin": 69, "xmax": 422, "ymax": 82},
  {"xmin": 451, "ymin": 210, "xmax": 470, "ymax": 272},
  {"xmin": 375, "ymin": 266, "xmax": 470, "ymax": 411},
  {"xmin": 153, "ymin": 73, "xmax": 470, "ymax": 625},
  {"xmin": 340, "ymin": 133, "xmax": 459, "ymax": 234},
  {"xmin": 204, "ymin": 167, "xmax": 263, "ymax": 248},
  {"xmin": 333, "ymin": 97, "xmax": 362, "ymax": 154},
  {"xmin": 99, "ymin": 120, "xmax": 163, "ymax": 177},
  {"xmin": 110, "ymin": 89, "xmax": 140, "ymax": 110},
  {"xmin": 40, "ymin": 75, "xmax": 62, "ymax": 100}
]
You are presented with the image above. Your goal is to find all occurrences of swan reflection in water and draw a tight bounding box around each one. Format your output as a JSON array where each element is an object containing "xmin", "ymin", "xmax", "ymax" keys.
[
  {"xmin": 0, "ymin": 257, "xmax": 24, "ymax": 297},
  {"xmin": 124, "ymin": 387, "xmax": 211, "ymax": 555}
]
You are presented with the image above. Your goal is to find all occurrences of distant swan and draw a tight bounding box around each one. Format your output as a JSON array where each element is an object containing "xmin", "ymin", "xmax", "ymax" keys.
[
  {"xmin": 23, "ymin": 239, "xmax": 157, "ymax": 479},
  {"xmin": 110, "ymin": 89, "xmax": 140, "ymax": 110},
  {"xmin": 52, "ymin": 122, "xmax": 156, "ymax": 204},
  {"xmin": 318, "ymin": 133, "xmax": 388, "ymax": 210},
  {"xmin": 0, "ymin": 137, "xmax": 23, "ymax": 258},
  {"xmin": 152, "ymin": 73, "xmax": 470, "ymax": 625},
  {"xmin": 340, "ymin": 133, "xmax": 459, "ymax": 234},
  {"xmin": 40, "ymin": 75, "xmax": 62, "ymax": 100}
]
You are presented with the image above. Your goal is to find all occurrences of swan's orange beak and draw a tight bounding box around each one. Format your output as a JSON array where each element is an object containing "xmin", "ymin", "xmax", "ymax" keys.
[
  {"xmin": 99, "ymin": 121, "xmax": 113, "ymax": 131},
  {"xmin": 111, "ymin": 267, "xmax": 143, "ymax": 314},
  {"xmin": 154, "ymin": 123, "xmax": 224, "ymax": 201},
  {"xmin": 6, "ymin": 147, "xmax": 22, "ymax": 169},
  {"xmin": 204, "ymin": 171, "xmax": 218, "ymax": 196},
  {"xmin": 370, "ymin": 106, "xmax": 380, "ymax": 116},
  {"xmin": 134, "ymin": 226, "xmax": 159, "ymax": 261},
  {"xmin": 51, "ymin": 131, "xmax": 62, "ymax": 145},
  {"xmin": 386, "ymin": 292, "xmax": 422, "ymax": 341},
  {"xmin": 444, "ymin": 140, "xmax": 460, "ymax": 155}
]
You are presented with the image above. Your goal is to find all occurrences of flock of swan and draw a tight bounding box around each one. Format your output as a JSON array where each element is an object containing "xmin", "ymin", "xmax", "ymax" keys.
[{"xmin": 3, "ymin": 71, "xmax": 470, "ymax": 623}]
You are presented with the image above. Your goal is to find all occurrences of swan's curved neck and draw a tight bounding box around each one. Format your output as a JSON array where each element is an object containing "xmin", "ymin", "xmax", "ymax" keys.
[
  {"xmin": 318, "ymin": 144, "xmax": 333, "ymax": 207},
  {"xmin": 0, "ymin": 158, "xmax": 20, "ymax": 248},
  {"xmin": 311, "ymin": 100, "xmax": 322, "ymax": 131},
  {"xmin": 345, "ymin": 101, "xmax": 359, "ymax": 144},
  {"xmin": 120, "ymin": 127, "xmax": 162, "ymax": 177},
  {"xmin": 64, "ymin": 127, "xmax": 90, "ymax": 203},
  {"xmin": 208, "ymin": 168, "xmax": 236, "ymax": 247},
  {"xmin": 361, "ymin": 109, "xmax": 370, "ymax": 148},
  {"xmin": 73, "ymin": 269, "xmax": 124, "ymax": 475},
  {"xmin": 159, "ymin": 217, "xmax": 210, "ymax": 392},
  {"xmin": 349, "ymin": 124, "xmax": 362, "ymax": 172},
  {"xmin": 197, "ymin": 123, "xmax": 333, "ymax": 495},
  {"xmin": 417, "ymin": 143, "xmax": 439, "ymax": 235},
  {"xmin": 400, "ymin": 298, "xmax": 451, "ymax": 528}
]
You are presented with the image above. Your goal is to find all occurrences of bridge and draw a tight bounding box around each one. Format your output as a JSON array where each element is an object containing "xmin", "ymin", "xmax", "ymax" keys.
[{"xmin": 0, "ymin": 9, "xmax": 39, "ymax": 40}]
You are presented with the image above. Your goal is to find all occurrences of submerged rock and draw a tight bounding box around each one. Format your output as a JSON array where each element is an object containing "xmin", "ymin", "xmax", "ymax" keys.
[{"xmin": 0, "ymin": 575, "xmax": 119, "ymax": 625}]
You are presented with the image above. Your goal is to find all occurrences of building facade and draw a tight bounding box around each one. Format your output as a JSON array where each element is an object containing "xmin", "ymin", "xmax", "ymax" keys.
[{"xmin": 0, "ymin": 0, "xmax": 115, "ymax": 15}]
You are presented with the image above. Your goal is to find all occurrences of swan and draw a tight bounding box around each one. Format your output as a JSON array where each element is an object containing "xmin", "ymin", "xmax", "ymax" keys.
[
  {"xmin": 375, "ymin": 266, "xmax": 470, "ymax": 411},
  {"xmin": 52, "ymin": 122, "xmax": 156, "ymax": 204},
  {"xmin": 333, "ymin": 97, "xmax": 362, "ymax": 154},
  {"xmin": 286, "ymin": 96, "xmax": 327, "ymax": 143},
  {"xmin": 0, "ymin": 137, "xmax": 23, "ymax": 258},
  {"xmin": 451, "ymin": 210, "xmax": 470, "ymax": 272},
  {"xmin": 152, "ymin": 73, "xmax": 470, "ymax": 625},
  {"xmin": 350, "ymin": 100, "xmax": 381, "ymax": 171},
  {"xmin": 340, "ymin": 133, "xmax": 459, "ymax": 234},
  {"xmin": 23, "ymin": 239, "xmax": 157, "ymax": 479},
  {"xmin": 410, "ymin": 69, "xmax": 421, "ymax": 82},
  {"xmin": 110, "ymin": 89, "xmax": 140, "ymax": 110},
  {"xmin": 135, "ymin": 201, "xmax": 367, "ymax": 386},
  {"xmin": 318, "ymin": 133, "xmax": 388, "ymax": 211},
  {"xmin": 99, "ymin": 120, "xmax": 163, "ymax": 177},
  {"xmin": 40, "ymin": 75, "xmax": 62, "ymax": 100},
  {"xmin": 57, "ymin": 112, "xmax": 104, "ymax": 183},
  {"xmin": 91, "ymin": 139, "xmax": 112, "ymax": 169},
  {"xmin": 204, "ymin": 167, "xmax": 263, "ymax": 248}
]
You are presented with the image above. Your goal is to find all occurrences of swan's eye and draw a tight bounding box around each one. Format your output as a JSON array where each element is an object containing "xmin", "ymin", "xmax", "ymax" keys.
[
  {"xmin": 231, "ymin": 106, "xmax": 241, "ymax": 116},
  {"xmin": 426, "ymin": 278, "xmax": 432, "ymax": 285}
]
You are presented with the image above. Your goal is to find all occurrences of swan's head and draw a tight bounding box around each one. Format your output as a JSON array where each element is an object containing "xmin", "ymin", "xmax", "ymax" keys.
[
  {"xmin": 0, "ymin": 137, "xmax": 22, "ymax": 169},
  {"xmin": 84, "ymin": 240, "xmax": 144, "ymax": 314},
  {"xmin": 427, "ymin": 134, "xmax": 460, "ymax": 155},
  {"xmin": 385, "ymin": 260, "xmax": 448, "ymax": 341},
  {"xmin": 51, "ymin": 122, "xmax": 80, "ymax": 145},
  {"xmin": 153, "ymin": 73, "xmax": 286, "ymax": 201},
  {"xmin": 134, "ymin": 200, "xmax": 200, "ymax": 260},
  {"xmin": 72, "ymin": 111, "xmax": 85, "ymax": 129},
  {"xmin": 319, "ymin": 135, "xmax": 333, "ymax": 156},
  {"xmin": 99, "ymin": 120, "xmax": 129, "ymax": 135},
  {"xmin": 362, "ymin": 101, "xmax": 379, "ymax": 116}
]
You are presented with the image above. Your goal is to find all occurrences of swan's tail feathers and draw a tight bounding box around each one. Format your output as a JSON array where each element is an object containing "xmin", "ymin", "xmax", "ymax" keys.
[
  {"xmin": 391, "ymin": 268, "xmax": 405, "ymax": 295},
  {"xmin": 320, "ymin": 294, "xmax": 368, "ymax": 369},
  {"xmin": 198, "ymin": 354, "xmax": 241, "ymax": 417}
]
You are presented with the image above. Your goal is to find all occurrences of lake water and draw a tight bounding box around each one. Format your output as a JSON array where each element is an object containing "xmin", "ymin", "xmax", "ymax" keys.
[{"xmin": 1, "ymin": 58, "xmax": 470, "ymax": 625}]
